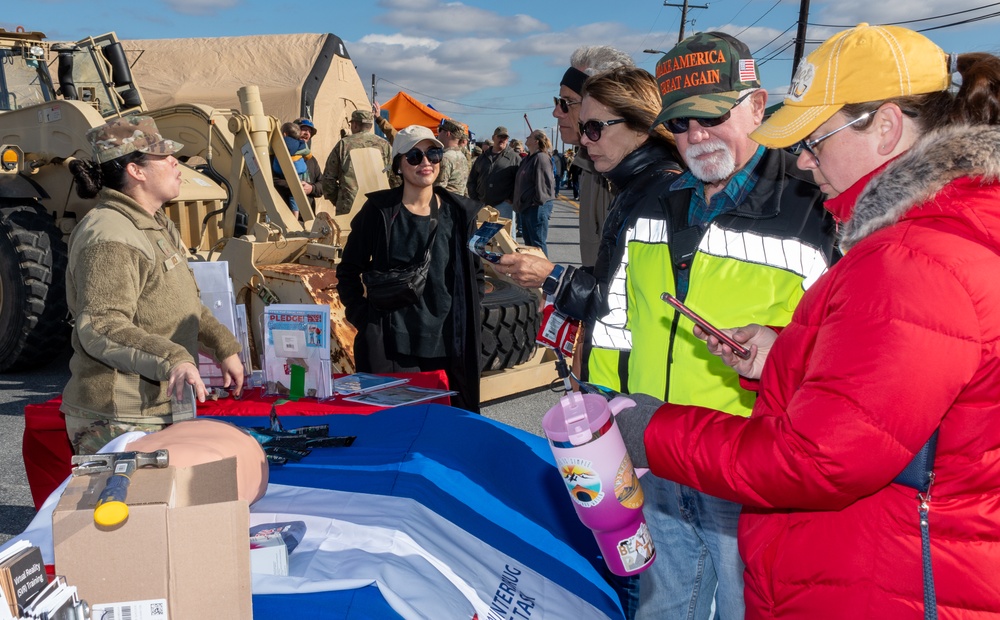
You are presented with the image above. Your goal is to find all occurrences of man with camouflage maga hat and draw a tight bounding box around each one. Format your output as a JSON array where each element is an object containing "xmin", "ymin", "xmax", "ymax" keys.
[
  {"xmin": 435, "ymin": 118, "xmax": 470, "ymax": 196},
  {"xmin": 620, "ymin": 32, "xmax": 837, "ymax": 620},
  {"xmin": 62, "ymin": 114, "xmax": 244, "ymax": 455},
  {"xmin": 87, "ymin": 114, "xmax": 183, "ymax": 163},
  {"xmin": 321, "ymin": 108, "xmax": 398, "ymax": 215}
]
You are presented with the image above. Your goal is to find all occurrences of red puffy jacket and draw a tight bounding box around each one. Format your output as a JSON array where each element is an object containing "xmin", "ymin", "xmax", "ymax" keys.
[{"xmin": 644, "ymin": 124, "xmax": 1000, "ymax": 618}]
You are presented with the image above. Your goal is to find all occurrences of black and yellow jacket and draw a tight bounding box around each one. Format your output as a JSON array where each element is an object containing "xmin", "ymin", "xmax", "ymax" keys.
[{"xmin": 559, "ymin": 147, "xmax": 836, "ymax": 416}]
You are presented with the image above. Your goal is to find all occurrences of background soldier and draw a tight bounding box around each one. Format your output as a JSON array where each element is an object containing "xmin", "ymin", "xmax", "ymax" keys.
[
  {"xmin": 321, "ymin": 109, "xmax": 396, "ymax": 215},
  {"xmin": 436, "ymin": 119, "xmax": 471, "ymax": 196}
]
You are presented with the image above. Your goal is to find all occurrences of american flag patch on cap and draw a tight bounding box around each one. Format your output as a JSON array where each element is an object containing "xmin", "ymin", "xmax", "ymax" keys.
[{"xmin": 738, "ymin": 59, "xmax": 757, "ymax": 82}]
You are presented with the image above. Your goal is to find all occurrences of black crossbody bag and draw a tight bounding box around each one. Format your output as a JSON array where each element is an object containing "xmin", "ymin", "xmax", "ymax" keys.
[{"xmin": 362, "ymin": 201, "xmax": 439, "ymax": 313}]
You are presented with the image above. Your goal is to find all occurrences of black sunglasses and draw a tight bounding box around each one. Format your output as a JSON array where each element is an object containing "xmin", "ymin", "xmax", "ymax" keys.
[
  {"xmin": 664, "ymin": 91, "xmax": 754, "ymax": 134},
  {"xmin": 403, "ymin": 147, "xmax": 444, "ymax": 166},
  {"xmin": 554, "ymin": 96, "xmax": 582, "ymax": 114},
  {"xmin": 578, "ymin": 118, "xmax": 627, "ymax": 142}
]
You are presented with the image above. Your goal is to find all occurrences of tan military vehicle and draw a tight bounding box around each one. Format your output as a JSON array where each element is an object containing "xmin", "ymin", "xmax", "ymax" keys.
[{"xmin": 0, "ymin": 28, "xmax": 554, "ymax": 398}]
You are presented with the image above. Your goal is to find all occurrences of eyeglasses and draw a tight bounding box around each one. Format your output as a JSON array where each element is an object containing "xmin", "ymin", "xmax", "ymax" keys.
[
  {"xmin": 578, "ymin": 118, "xmax": 627, "ymax": 142},
  {"xmin": 403, "ymin": 147, "xmax": 444, "ymax": 166},
  {"xmin": 554, "ymin": 96, "xmax": 582, "ymax": 114},
  {"xmin": 790, "ymin": 111, "xmax": 875, "ymax": 166},
  {"xmin": 664, "ymin": 91, "xmax": 755, "ymax": 134}
]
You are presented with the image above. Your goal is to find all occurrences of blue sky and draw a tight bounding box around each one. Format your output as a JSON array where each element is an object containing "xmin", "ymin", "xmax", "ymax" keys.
[{"xmin": 7, "ymin": 0, "xmax": 1000, "ymax": 144}]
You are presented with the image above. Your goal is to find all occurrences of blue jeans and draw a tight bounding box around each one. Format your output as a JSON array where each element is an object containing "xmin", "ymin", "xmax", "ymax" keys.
[
  {"xmin": 494, "ymin": 200, "xmax": 516, "ymax": 235},
  {"xmin": 519, "ymin": 200, "xmax": 554, "ymax": 256},
  {"xmin": 636, "ymin": 476, "xmax": 745, "ymax": 620}
]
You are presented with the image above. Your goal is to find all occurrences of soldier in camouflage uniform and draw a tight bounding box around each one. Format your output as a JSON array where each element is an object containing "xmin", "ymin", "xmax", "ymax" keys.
[
  {"xmin": 63, "ymin": 115, "xmax": 244, "ymax": 455},
  {"xmin": 321, "ymin": 109, "xmax": 397, "ymax": 215},
  {"xmin": 435, "ymin": 119, "xmax": 471, "ymax": 196}
]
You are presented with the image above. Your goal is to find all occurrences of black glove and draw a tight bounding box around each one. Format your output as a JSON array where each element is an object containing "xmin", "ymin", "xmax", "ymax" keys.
[{"xmin": 615, "ymin": 393, "xmax": 665, "ymax": 469}]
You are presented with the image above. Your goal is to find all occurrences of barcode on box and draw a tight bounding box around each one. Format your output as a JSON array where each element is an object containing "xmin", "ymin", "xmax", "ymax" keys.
[{"xmin": 92, "ymin": 598, "xmax": 169, "ymax": 620}]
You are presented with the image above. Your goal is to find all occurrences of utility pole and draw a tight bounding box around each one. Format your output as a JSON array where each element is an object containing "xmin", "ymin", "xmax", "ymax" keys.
[
  {"xmin": 791, "ymin": 0, "xmax": 811, "ymax": 81},
  {"xmin": 664, "ymin": 0, "xmax": 708, "ymax": 43}
]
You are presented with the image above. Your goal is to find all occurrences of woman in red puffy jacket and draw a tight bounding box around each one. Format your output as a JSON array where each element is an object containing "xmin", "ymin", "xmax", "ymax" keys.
[{"xmin": 632, "ymin": 24, "xmax": 1000, "ymax": 618}]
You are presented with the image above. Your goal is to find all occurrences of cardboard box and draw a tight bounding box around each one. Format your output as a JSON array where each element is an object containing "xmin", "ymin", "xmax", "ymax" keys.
[{"xmin": 52, "ymin": 457, "xmax": 252, "ymax": 619}]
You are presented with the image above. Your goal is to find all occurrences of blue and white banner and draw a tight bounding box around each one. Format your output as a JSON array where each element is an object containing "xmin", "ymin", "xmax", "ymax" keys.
[{"xmin": 7, "ymin": 405, "xmax": 624, "ymax": 619}]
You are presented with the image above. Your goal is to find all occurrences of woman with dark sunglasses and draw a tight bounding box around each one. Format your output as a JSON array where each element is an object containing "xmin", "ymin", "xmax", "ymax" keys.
[
  {"xmin": 337, "ymin": 125, "xmax": 485, "ymax": 412},
  {"xmin": 498, "ymin": 66, "xmax": 682, "ymax": 384}
]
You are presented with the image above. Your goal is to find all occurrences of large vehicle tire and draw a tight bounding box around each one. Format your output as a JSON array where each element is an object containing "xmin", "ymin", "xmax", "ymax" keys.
[
  {"xmin": 0, "ymin": 204, "xmax": 71, "ymax": 372},
  {"xmin": 480, "ymin": 278, "xmax": 540, "ymax": 372}
]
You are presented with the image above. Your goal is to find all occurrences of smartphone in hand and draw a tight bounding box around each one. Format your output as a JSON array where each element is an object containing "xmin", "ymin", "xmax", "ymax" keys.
[{"xmin": 661, "ymin": 293, "xmax": 752, "ymax": 359}]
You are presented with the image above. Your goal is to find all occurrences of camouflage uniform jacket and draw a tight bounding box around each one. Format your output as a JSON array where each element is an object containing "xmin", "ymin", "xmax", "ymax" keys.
[
  {"xmin": 321, "ymin": 131, "xmax": 396, "ymax": 215},
  {"xmin": 435, "ymin": 146, "xmax": 470, "ymax": 196},
  {"xmin": 61, "ymin": 189, "xmax": 241, "ymax": 423}
]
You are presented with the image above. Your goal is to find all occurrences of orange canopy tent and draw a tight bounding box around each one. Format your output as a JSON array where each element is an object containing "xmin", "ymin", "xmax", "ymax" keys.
[{"xmin": 380, "ymin": 91, "xmax": 468, "ymax": 135}]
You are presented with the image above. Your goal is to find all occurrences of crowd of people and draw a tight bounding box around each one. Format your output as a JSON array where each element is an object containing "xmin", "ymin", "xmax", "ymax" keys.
[{"xmin": 61, "ymin": 21, "xmax": 1000, "ymax": 620}]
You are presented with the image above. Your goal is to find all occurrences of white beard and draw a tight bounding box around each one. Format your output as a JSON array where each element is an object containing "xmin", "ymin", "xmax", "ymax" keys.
[{"xmin": 683, "ymin": 139, "xmax": 736, "ymax": 183}]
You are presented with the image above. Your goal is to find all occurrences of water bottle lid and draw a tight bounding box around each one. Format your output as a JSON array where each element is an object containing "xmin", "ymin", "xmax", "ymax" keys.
[{"xmin": 542, "ymin": 393, "xmax": 612, "ymax": 446}]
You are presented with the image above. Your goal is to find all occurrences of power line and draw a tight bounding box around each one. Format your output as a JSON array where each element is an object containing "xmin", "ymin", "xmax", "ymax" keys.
[
  {"xmin": 808, "ymin": 1, "xmax": 1000, "ymax": 28},
  {"xmin": 758, "ymin": 40, "xmax": 796, "ymax": 67},
  {"xmin": 917, "ymin": 9, "xmax": 1000, "ymax": 31},
  {"xmin": 727, "ymin": 0, "xmax": 756, "ymax": 24},
  {"xmin": 752, "ymin": 22, "xmax": 798, "ymax": 57},
  {"xmin": 630, "ymin": 3, "xmax": 667, "ymax": 58},
  {"xmin": 735, "ymin": 0, "xmax": 783, "ymax": 38}
]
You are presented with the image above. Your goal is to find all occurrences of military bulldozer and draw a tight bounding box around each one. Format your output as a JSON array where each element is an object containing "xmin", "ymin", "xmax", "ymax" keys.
[{"xmin": 0, "ymin": 27, "xmax": 555, "ymax": 399}]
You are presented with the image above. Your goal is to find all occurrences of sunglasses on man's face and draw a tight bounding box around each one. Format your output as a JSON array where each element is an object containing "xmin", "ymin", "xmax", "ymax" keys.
[
  {"xmin": 664, "ymin": 91, "xmax": 754, "ymax": 134},
  {"xmin": 403, "ymin": 147, "xmax": 444, "ymax": 166},
  {"xmin": 554, "ymin": 96, "xmax": 582, "ymax": 114},
  {"xmin": 578, "ymin": 118, "xmax": 627, "ymax": 142}
]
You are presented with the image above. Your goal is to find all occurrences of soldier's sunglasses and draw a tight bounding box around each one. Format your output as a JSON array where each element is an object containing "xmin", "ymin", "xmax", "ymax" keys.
[
  {"xmin": 554, "ymin": 96, "xmax": 581, "ymax": 114},
  {"xmin": 403, "ymin": 147, "xmax": 444, "ymax": 166},
  {"xmin": 664, "ymin": 91, "xmax": 754, "ymax": 134},
  {"xmin": 578, "ymin": 118, "xmax": 627, "ymax": 142}
]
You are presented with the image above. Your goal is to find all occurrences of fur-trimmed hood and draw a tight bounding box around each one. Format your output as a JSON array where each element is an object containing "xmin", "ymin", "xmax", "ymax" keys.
[{"xmin": 840, "ymin": 124, "xmax": 1000, "ymax": 250}]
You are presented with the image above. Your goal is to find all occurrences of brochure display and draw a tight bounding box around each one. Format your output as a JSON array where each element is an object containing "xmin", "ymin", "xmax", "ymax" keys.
[
  {"xmin": 263, "ymin": 304, "xmax": 332, "ymax": 399},
  {"xmin": 343, "ymin": 384, "xmax": 457, "ymax": 408},
  {"xmin": 190, "ymin": 261, "xmax": 252, "ymax": 387},
  {"xmin": 333, "ymin": 373, "xmax": 410, "ymax": 396}
]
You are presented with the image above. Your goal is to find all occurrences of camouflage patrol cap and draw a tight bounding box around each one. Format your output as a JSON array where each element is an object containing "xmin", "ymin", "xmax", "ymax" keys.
[
  {"xmin": 351, "ymin": 109, "xmax": 374, "ymax": 124},
  {"xmin": 439, "ymin": 119, "xmax": 466, "ymax": 139},
  {"xmin": 87, "ymin": 115, "xmax": 183, "ymax": 164},
  {"xmin": 653, "ymin": 32, "xmax": 761, "ymax": 128}
]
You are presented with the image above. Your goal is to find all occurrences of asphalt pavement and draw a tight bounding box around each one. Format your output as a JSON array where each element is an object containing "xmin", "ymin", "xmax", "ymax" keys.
[{"xmin": 0, "ymin": 189, "xmax": 583, "ymax": 544}]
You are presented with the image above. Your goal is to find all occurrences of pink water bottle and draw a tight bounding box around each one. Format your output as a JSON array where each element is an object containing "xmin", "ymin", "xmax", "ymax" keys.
[{"xmin": 542, "ymin": 392, "xmax": 655, "ymax": 576}]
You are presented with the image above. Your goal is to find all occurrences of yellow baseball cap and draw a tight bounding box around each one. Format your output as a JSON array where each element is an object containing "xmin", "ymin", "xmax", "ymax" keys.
[{"xmin": 751, "ymin": 24, "xmax": 950, "ymax": 148}]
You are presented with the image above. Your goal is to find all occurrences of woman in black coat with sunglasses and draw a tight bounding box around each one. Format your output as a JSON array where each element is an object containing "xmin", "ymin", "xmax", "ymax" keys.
[
  {"xmin": 497, "ymin": 67, "xmax": 683, "ymax": 384},
  {"xmin": 337, "ymin": 125, "xmax": 485, "ymax": 412}
]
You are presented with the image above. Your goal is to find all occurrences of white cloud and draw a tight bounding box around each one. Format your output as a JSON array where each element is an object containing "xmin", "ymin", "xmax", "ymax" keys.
[
  {"xmin": 811, "ymin": 0, "xmax": 986, "ymax": 28},
  {"xmin": 162, "ymin": 0, "xmax": 238, "ymax": 16},
  {"xmin": 358, "ymin": 33, "xmax": 441, "ymax": 50},
  {"xmin": 376, "ymin": 0, "xmax": 548, "ymax": 36},
  {"xmin": 351, "ymin": 35, "xmax": 519, "ymax": 103}
]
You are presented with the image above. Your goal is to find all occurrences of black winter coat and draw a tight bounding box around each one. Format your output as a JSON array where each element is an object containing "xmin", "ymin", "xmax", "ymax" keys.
[
  {"xmin": 337, "ymin": 186, "xmax": 485, "ymax": 411},
  {"xmin": 554, "ymin": 141, "xmax": 682, "ymax": 322}
]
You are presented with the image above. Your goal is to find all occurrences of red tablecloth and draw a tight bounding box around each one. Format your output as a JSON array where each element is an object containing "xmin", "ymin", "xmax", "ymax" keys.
[{"xmin": 22, "ymin": 371, "xmax": 449, "ymax": 510}]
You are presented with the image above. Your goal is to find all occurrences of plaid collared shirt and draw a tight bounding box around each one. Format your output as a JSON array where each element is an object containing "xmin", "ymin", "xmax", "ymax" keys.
[{"xmin": 669, "ymin": 145, "xmax": 766, "ymax": 295}]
